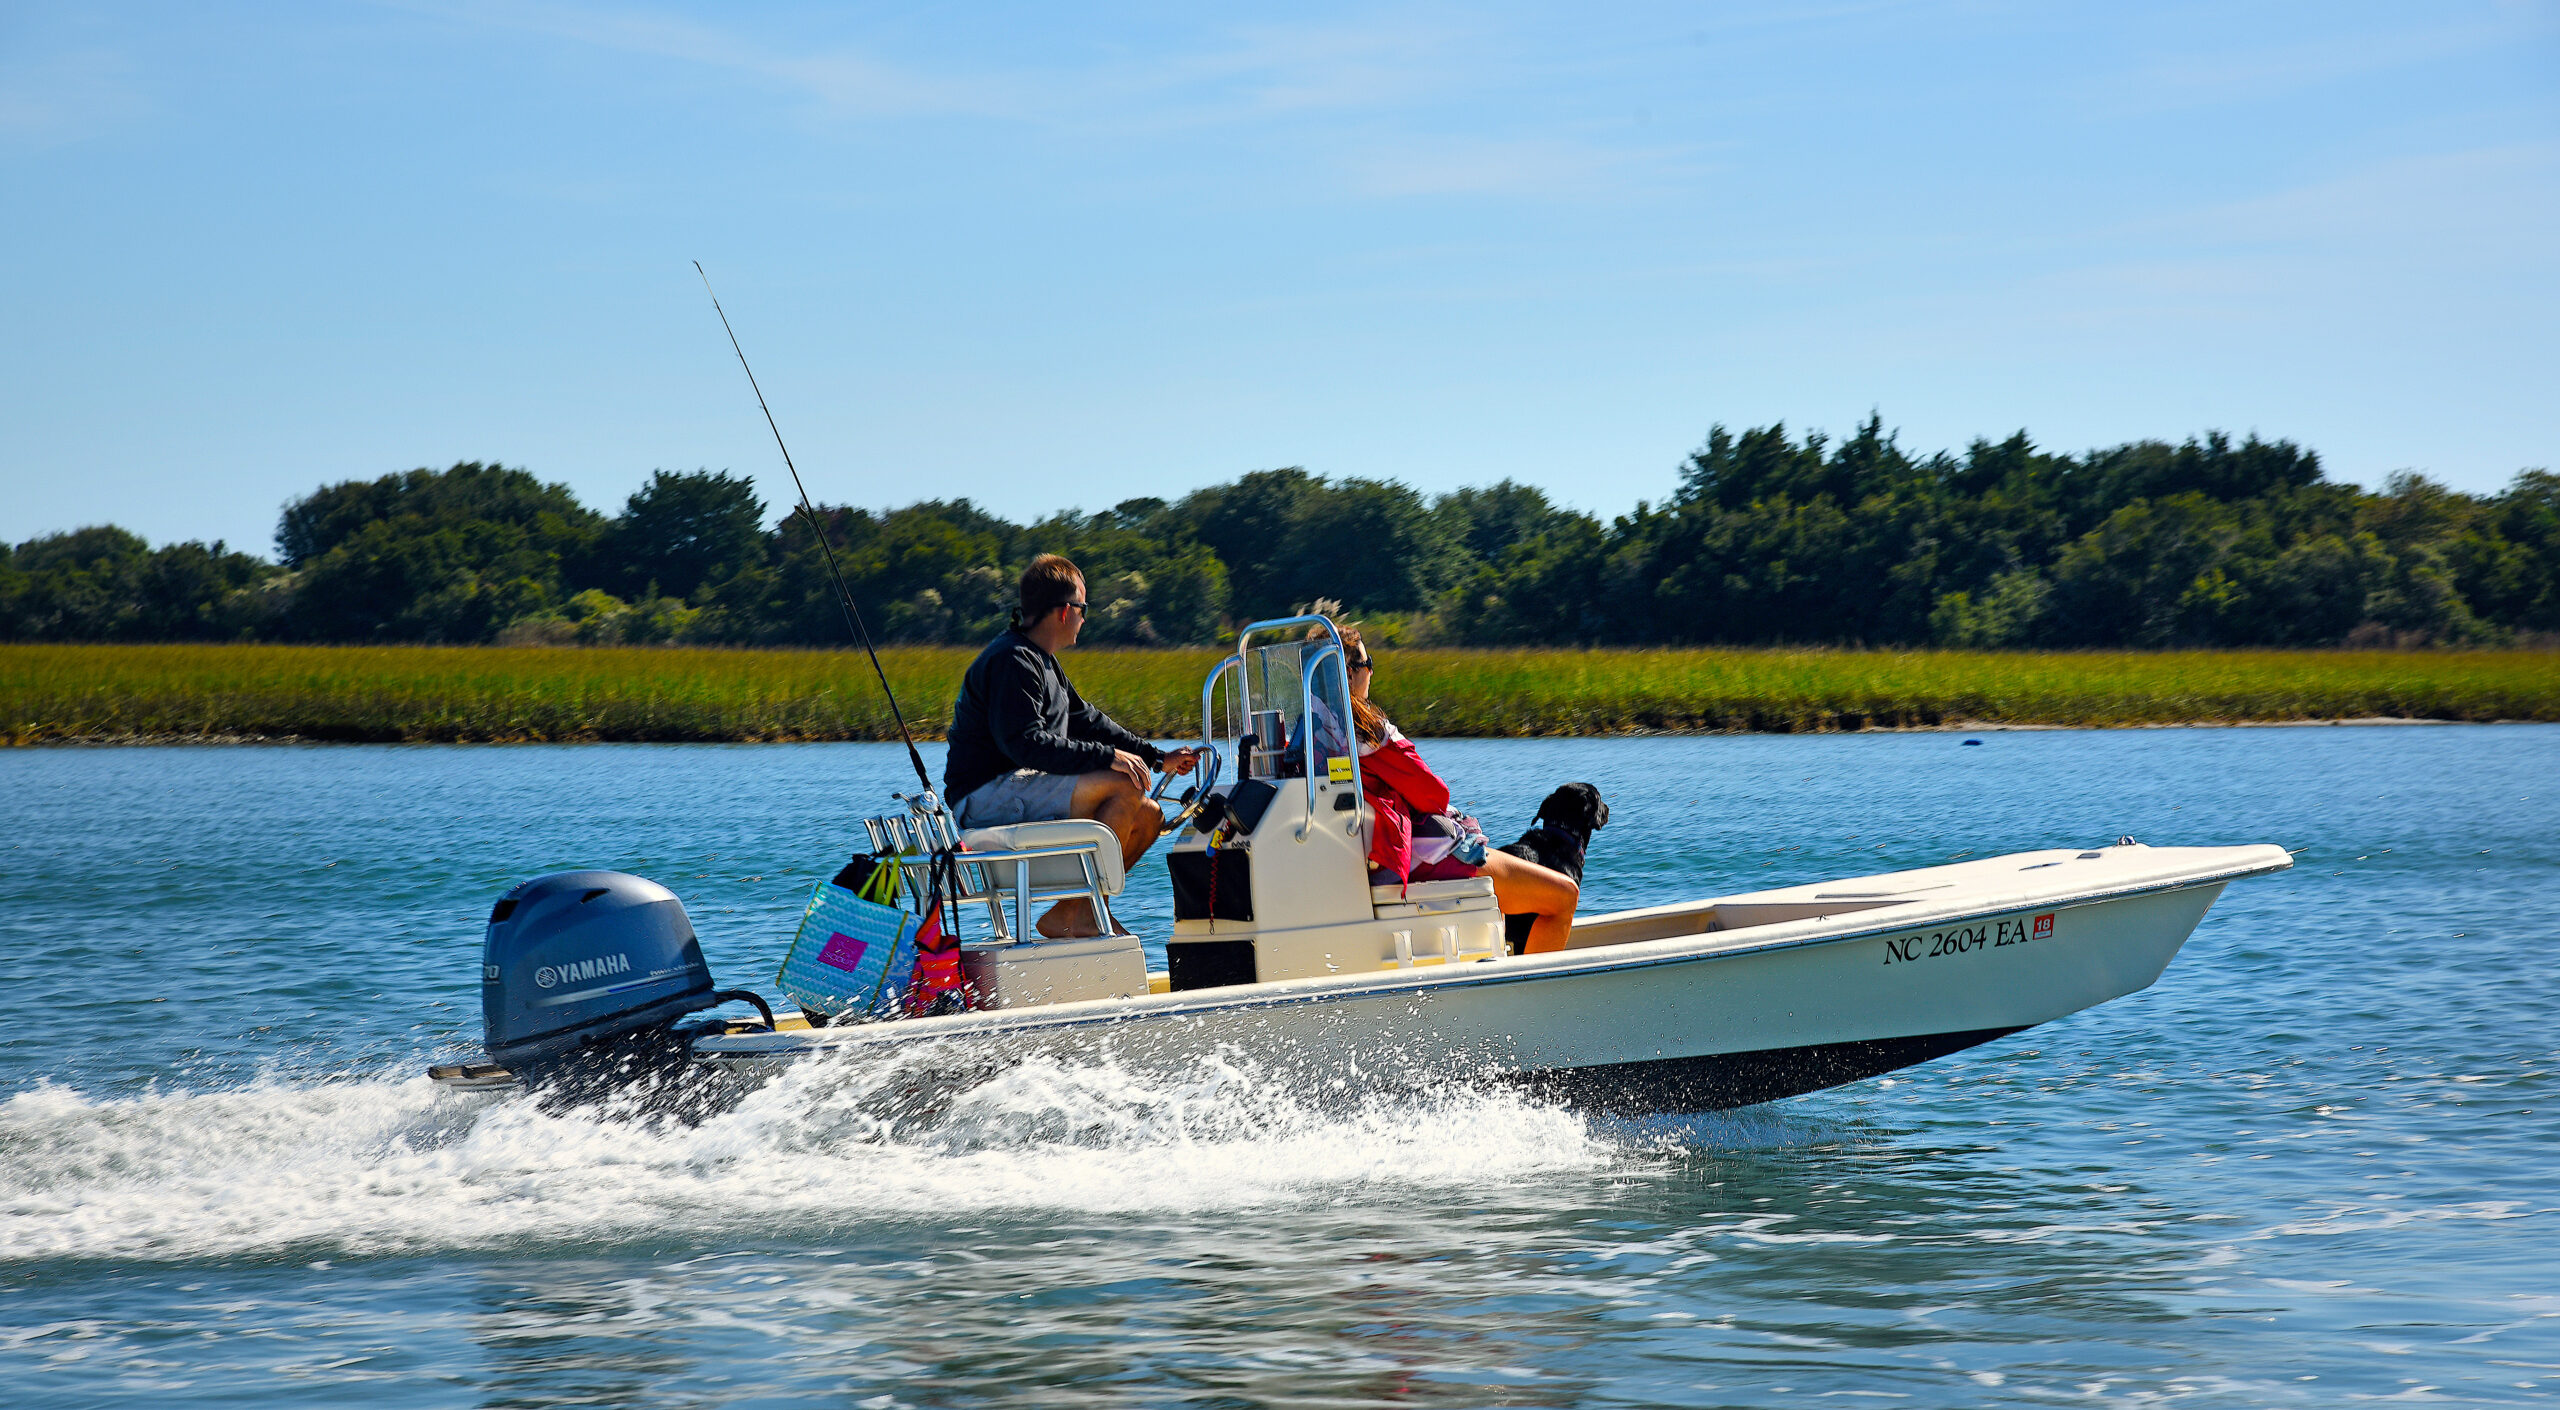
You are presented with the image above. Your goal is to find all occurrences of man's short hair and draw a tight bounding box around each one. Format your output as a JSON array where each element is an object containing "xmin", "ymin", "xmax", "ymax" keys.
[{"xmin": 1015, "ymin": 554, "xmax": 1083, "ymax": 627}]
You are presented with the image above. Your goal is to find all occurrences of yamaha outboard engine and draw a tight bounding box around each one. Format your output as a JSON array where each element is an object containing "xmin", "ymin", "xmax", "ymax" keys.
[{"xmin": 470, "ymin": 870, "xmax": 766, "ymax": 1089}]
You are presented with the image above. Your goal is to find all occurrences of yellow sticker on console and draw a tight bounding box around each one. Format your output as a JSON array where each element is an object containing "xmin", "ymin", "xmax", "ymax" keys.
[{"xmin": 1327, "ymin": 756, "xmax": 1354, "ymax": 783}]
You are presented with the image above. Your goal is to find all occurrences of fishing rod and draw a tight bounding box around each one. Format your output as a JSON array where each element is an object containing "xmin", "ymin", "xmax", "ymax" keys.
[{"xmin": 694, "ymin": 261, "xmax": 933, "ymax": 794}]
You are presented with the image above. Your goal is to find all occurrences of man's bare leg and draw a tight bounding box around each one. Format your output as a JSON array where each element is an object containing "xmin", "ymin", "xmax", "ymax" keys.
[{"xmin": 1034, "ymin": 769, "xmax": 1165, "ymax": 938}]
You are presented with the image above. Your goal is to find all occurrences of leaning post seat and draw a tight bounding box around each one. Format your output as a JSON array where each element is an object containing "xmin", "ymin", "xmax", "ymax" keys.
[
  {"xmin": 954, "ymin": 818, "xmax": 1126, "ymax": 943},
  {"xmin": 948, "ymin": 818, "xmax": 1147, "ymax": 1008}
]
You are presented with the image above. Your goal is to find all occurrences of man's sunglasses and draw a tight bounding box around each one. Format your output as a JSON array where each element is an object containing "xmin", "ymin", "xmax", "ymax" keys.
[
  {"xmin": 1064, "ymin": 600, "xmax": 1088, "ymax": 615},
  {"xmin": 1346, "ymin": 654, "xmax": 1372, "ymax": 669}
]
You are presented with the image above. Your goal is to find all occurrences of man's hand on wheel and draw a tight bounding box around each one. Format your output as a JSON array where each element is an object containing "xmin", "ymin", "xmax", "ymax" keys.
[{"xmin": 1160, "ymin": 746, "xmax": 1202, "ymax": 776}]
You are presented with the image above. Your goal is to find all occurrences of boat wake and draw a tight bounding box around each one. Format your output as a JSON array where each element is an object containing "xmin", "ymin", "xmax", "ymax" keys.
[{"xmin": 0, "ymin": 1046, "xmax": 1651, "ymax": 1264}]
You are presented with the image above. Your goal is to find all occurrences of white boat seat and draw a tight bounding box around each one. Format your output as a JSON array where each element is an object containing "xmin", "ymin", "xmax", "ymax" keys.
[
  {"xmin": 960, "ymin": 819, "xmax": 1127, "ymax": 897},
  {"xmin": 1371, "ymin": 876, "xmax": 1497, "ymax": 915}
]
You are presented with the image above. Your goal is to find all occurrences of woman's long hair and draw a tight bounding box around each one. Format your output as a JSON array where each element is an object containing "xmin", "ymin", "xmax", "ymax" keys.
[{"xmin": 1318, "ymin": 622, "xmax": 1392, "ymax": 747}]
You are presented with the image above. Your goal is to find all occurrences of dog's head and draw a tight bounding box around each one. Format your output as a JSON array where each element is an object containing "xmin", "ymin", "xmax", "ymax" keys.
[{"xmin": 1534, "ymin": 782, "xmax": 1609, "ymax": 837}]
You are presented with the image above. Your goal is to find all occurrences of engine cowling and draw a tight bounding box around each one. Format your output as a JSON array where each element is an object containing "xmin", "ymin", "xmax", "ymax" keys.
[{"xmin": 481, "ymin": 870, "xmax": 718, "ymax": 1071}]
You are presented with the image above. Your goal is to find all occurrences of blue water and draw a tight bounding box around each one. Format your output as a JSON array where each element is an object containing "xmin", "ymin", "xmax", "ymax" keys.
[{"xmin": 2, "ymin": 726, "xmax": 2554, "ymax": 1407}]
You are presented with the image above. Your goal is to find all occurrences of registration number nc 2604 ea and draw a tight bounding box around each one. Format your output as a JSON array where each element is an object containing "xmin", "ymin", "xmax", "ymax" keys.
[{"xmin": 1880, "ymin": 911, "xmax": 2056, "ymax": 965}]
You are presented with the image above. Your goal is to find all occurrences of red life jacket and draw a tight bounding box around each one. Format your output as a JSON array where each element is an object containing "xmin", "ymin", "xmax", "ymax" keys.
[{"xmin": 904, "ymin": 853, "xmax": 974, "ymax": 1016}]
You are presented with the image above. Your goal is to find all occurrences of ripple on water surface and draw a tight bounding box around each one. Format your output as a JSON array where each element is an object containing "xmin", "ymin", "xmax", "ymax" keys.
[{"xmin": 0, "ymin": 727, "xmax": 2554, "ymax": 1406}]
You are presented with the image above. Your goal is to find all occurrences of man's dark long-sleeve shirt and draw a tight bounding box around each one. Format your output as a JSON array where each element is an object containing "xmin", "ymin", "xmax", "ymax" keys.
[{"xmin": 943, "ymin": 628, "xmax": 1163, "ymax": 802}]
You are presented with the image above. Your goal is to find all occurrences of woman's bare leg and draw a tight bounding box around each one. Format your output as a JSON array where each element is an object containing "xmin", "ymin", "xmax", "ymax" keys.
[{"xmin": 1480, "ymin": 849, "xmax": 1578, "ymax": 953}]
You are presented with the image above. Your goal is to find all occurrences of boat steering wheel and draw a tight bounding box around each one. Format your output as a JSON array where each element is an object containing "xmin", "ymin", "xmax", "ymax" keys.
[{"xmin": 1153, "ymin": 744, "xmax": 1221, "ymax": 828}]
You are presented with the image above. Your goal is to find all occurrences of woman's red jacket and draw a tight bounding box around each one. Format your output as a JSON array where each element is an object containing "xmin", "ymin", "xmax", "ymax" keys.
[{"xmin": 1357, "ymin": 733, "xmax": 1450, "ymax": 882}]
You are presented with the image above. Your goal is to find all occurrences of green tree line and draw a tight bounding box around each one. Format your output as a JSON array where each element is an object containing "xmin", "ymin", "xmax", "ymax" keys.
[{"xmin": 6, "ymin": 419, "xmax": 2555, "ymax": 648}]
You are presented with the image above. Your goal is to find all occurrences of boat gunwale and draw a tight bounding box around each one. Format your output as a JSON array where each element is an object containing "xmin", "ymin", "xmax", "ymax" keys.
[{"xmin": 690, "ymin": 845, "xmax": 2291, "ymax": 1063}]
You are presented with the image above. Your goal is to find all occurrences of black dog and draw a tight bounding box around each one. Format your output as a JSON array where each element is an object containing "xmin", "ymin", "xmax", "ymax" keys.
[{"xmin": 1499, "ymin": 782, "xmax": 1609, "ymax": 953}]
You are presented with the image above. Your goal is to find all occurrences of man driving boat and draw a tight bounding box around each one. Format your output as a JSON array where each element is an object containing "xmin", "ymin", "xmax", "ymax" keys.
[{"xmin": 944, "ymin": 554, "xmax": 1198, "ymax": 937}]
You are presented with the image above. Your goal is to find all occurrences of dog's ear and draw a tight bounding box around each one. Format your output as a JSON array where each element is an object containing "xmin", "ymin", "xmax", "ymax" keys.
[
  {"xmin": 1533, "ymin": 786, "xmax": 1567, "ymax": 829},
  {"xmin": 1566, "ymin": 788, "xmax": 1607, "ymax": 834}
]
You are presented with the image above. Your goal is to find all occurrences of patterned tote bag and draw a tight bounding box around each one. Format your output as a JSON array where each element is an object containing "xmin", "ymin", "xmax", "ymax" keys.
[{"xmin": 777, "ymin": 856, "xmax": 921, "ymax": 1020}]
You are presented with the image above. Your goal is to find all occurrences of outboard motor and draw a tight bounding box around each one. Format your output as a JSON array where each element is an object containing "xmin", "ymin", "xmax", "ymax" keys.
[{"xmin": 469, "ymin": 870, "xmax": 767, "ymax": 1088}]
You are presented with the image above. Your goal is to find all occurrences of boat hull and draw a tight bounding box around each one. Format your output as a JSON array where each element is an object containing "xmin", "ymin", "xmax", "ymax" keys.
[
  {"xmin": 691, "ymin": 852, "xmax": 2268, "ymax": 1112},
  {"xmin": 1515, "ymin": 1024, "xmax": 2027, "ymax": 1112}
]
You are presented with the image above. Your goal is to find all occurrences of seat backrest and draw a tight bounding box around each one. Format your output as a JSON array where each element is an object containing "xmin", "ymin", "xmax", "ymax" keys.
[{"xmin": 959, "ymin": 818, "xmax": 1126, "ymax": 897}]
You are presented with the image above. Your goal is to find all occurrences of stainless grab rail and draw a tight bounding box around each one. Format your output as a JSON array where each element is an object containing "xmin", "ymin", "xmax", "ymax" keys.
[
  {"xmin": 857, "ymin": 821, "xmax": 1119, "ymax": 943},
  {"xmin": 1221, "ymin": 613, "xmax": 1363, "ymax": 843},
  {"xmin": 945, "ymin": 839, "xmax": 1115, "ymax": 944},
  {"xmin": 1294, "ymin": 640, "xmax": 1363, "ymax": 840},
  {"xmin": 1198, "ymin": 653, "xmax": 1241, "ymax": 758},
  {"xmin": 1233, "ymin": 614, "xmax": 1344, "ymax": 718}
]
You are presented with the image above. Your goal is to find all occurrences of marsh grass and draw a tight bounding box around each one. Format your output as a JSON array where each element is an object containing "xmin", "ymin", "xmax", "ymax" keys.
[{"xmin": 4, "ymin": 643, "xmax": 2554, "ymax": 746}]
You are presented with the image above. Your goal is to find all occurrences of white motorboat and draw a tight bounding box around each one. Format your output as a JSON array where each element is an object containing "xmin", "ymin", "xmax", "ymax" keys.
[
  {"xmin": 430, "ymin": 614, "xmax": 2290, "ymax": 1113},
  {"xmin": 685, "ymin": 838, "xmax": 2287, "ymax": 1111}
]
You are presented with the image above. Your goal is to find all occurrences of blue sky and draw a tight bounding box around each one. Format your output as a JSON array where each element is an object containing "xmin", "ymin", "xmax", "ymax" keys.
[{"xmin": 3, "ymin": 1, "xmax": 2555, "ymax": 556}]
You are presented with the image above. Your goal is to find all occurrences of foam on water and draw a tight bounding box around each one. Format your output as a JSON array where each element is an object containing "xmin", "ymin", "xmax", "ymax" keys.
[{"xmin": 0, "ymin": 1047, "xmax": 1622, "ymax": 1264}]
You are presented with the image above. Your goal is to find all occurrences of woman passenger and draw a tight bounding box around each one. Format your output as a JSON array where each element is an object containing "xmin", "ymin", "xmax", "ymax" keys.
[{"xmin": 1331, "ymin": 625, "xmax": 1579, "ymax": 952}]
